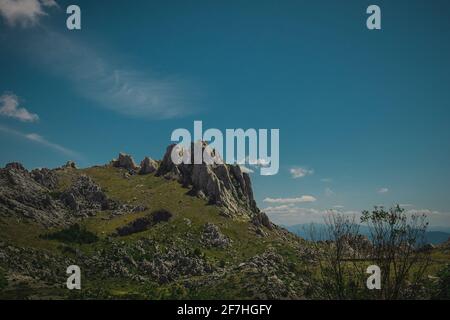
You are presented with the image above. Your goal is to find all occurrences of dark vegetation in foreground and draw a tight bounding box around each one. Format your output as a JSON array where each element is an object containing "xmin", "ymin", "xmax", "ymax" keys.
[{"xmin": 42, "ymin": 224, "xmax": 99, "ymax": 244}]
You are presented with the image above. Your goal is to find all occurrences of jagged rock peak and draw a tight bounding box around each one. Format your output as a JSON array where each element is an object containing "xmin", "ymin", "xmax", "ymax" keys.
[
  {"xmin": 156, "ymin": 142, "xmax": 259, "ymax": 218},
  {"xmin": 62, "ymin": 160, "xmax": 77, "ymax": 169},
  {"xmin": 111, "ymin": 153, "xmax": 139, "ymax": 171},
  {"xmin": 139, "ymin": 157, "xmax": 159, "ymax": 175},
  {"xmin": 5, "ymin": 162, "xmax": 26, "ymax": 171}
]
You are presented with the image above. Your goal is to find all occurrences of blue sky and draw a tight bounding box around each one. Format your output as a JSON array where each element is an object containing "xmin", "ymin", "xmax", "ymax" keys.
[{"xmin": 1, "ymin": 0, "xmax": 450, "ymax": 226}]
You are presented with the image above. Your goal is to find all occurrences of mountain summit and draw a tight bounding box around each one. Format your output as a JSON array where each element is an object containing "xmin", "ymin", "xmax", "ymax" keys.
[
  {"xmin": 0, "ymin": 144, "xmax": 304, "ymax": 299},
  {"xmin": 156, "ymin": 142, "xmax": 258, "ymax": 218}
]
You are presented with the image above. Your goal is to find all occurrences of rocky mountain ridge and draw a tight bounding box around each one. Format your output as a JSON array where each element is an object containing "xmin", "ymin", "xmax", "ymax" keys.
[
  {"xmin": 0, "ymin": 144, "xmax": 303, "ymax": 300},
  {"xmin": 0, "ymin": 143, "xmax": 271, "ymax": 230}
]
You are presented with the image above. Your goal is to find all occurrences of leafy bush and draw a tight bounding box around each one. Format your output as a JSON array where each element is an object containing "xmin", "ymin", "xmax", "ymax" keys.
[
  {"xmin": 309, "ymin": 205, "xmax": 431, "ymax": 299},
  {"xmin": 43, "ymin": 224, "xmax": 98, "ymax": 244},
  {"xmin": 194, "ymin": 248, "xmax": 202, "ymax": 257},
  {"xmin": 152, "ymin": 209, "xmax": 173, "ymax": 223}
]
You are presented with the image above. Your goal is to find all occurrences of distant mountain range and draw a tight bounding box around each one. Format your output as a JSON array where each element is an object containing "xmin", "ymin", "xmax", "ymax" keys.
[{"xmin": 284, "ymin": 224, "xmax": 450, "ymax": 245}]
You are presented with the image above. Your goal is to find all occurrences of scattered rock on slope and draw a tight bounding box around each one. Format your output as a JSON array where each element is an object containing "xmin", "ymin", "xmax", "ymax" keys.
[
  {"xmin": 201, "ymin": 223, "xmax": 231, "ymax": 248},
  {"xmin": 60, "ymin": 175, "xmax": 116, "ymax": 216}
]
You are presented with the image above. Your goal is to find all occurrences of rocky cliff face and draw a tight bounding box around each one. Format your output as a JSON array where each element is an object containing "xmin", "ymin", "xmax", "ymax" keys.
[
  {"xmin": 0, "ymin": 149, "xmax": 307, "ymax": 300},
  {"xmin": 0, "ymin": 162, "xmax": 118, "ymax": 227},
  {"xmin": 0, "ymin": 144, "xmax": 271, "ymax": 227},
  {"xmin": 156, "ymin": 142, "xmax": 259, "ymax": 219},
  {"xmin": 0, "ymin": 163, "xmax": 69, "ymax": 227}
]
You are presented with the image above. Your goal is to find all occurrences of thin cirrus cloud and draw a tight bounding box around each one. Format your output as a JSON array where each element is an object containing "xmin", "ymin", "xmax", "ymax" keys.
[
  {"xmin": 1, "ymin": 0, "xmax": 196, "ymax": 119},
  {"xmin": 0, "ymin": 0, "xmax": 58, "ymax": 27},
  {"xmin": 8, "ymin": 26, "xmax": 197, "ymax": 120},
  {"xmin": 264, "ymin": 205, "xmax": 328, "ymax": 216},
  {"xmin": 378, "ymin": 187, "xmax": 389, "ymax": 194},
  {"xmin": 263, "ymin": 195, "xmax": 317, "ymax": 204},
  {"xmin": 0, "ymin": 124, "xmax": 81, "ymax": 159},
  {"xmin": 0, "ymin": 93, "xmax": 39, "ymax": 122},
  {"xmin": 290, "ymin": 167, "xmax": 314, "ymax": 179},
  {"xmin": 404, "ymin": 209, "xmax": 450, "ymax": 226},
  {"xmin": 262, "ymin": 204, "xmax": 361, "ymax": 225}
]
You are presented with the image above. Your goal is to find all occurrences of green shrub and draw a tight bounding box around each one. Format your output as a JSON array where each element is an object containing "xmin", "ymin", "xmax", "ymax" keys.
[
  {"xmin": 433, "ymin": 264, "xmax": 450, "ymax": 299},
  {"xmin": 43, "ymin": 224, "xmax": 98, "ymax": 244},
  {"xmin": 0, "ymin": 268, "xmax": 7, "ymax": 290},
  {"xmin": 193, "ymin": 248, "xmax": 202, "ymax": 257}
]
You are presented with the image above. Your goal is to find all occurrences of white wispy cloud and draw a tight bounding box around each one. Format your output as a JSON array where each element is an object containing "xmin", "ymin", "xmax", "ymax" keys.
[
  {"xmin": 264, "ymin": 205, "xmax": 326, "ymax": 216},
  {"xmin": 404, "ymin": 209, "xmax": 450, "ymax": 227},
  {"xmin": 290, "ymin": 167, "xmax": 314, "ymax": 179},
  {"xmin": 0, "ymin": 93, "xmax": 39, "ymax": 122},
  {"xmin": 263, "ymin": 204, "xmax": 361, "ymax": 225},
  {"xmin": 0, "ymin": 0, "xmax": 57, "ymax": 27},
  {"xmin": 264, "ymin": 204, "xmax": 357, "ymax": 216},
  {"xmin": 2, "ymin": 1, "xmax": 196, "ymax": 119},
  {"xmin": 15, "ymin": 28, "xmax": 196, "ymax": 119},
  {"xmin": 263, "ymin": 195, "xmax": 317, "ymax": 204},
  {"xmin": 378, "ymin": 187, "xmax": 389, "ymax": 194},
  {"xmin": 320, "ymin": 178, "xmax": 332, "ymax": 182},
  {"xmin": 0, "ymin": 124, "xmax": 81, "ymax": 159}
]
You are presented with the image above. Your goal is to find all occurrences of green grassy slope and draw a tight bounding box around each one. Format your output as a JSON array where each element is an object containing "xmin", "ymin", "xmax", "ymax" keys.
[
  {"xmin": 1, "ymin": 165, "xmax": 449, "ymax": 300},
  {"xmin": 0, "ymin": 166, "xmax": 307, "ymax": 299}
]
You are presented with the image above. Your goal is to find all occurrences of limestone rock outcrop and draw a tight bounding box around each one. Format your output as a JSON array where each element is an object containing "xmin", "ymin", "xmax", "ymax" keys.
[
  {"xmin": 0, "ymin": 163, "xmax": 69, "ymax": 227},
  {"xmin": 139, "ymin": 157, "xmax": 158, "ymax": 175},
  {"xmin": 60, "ymin": 175, "xmax": 116, "ymax": 216},
  {"xmin": 111, "ymin": 153, "xmax": 139, "ymax": 171},
  {"xmin": 31, "ymin": 168, "xmax": 59, "ymax": 189},
  {"xmin": 251, "ymin": 211, "xmax": 274, "ymax": 230},
  {"xmin": 0, "ymin": 164, "xmax": 118, "ymax": 226},
  {"xmin": 201, "ymin": 223, "xmax": 231, "ymax": 248},
  {"xmin": 62, "ymin": 161, "xmax": 77, "ymax": 169},
  {"xmin": 156, "ymin": 142, "xmax": 259, "ymax": 218}
]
